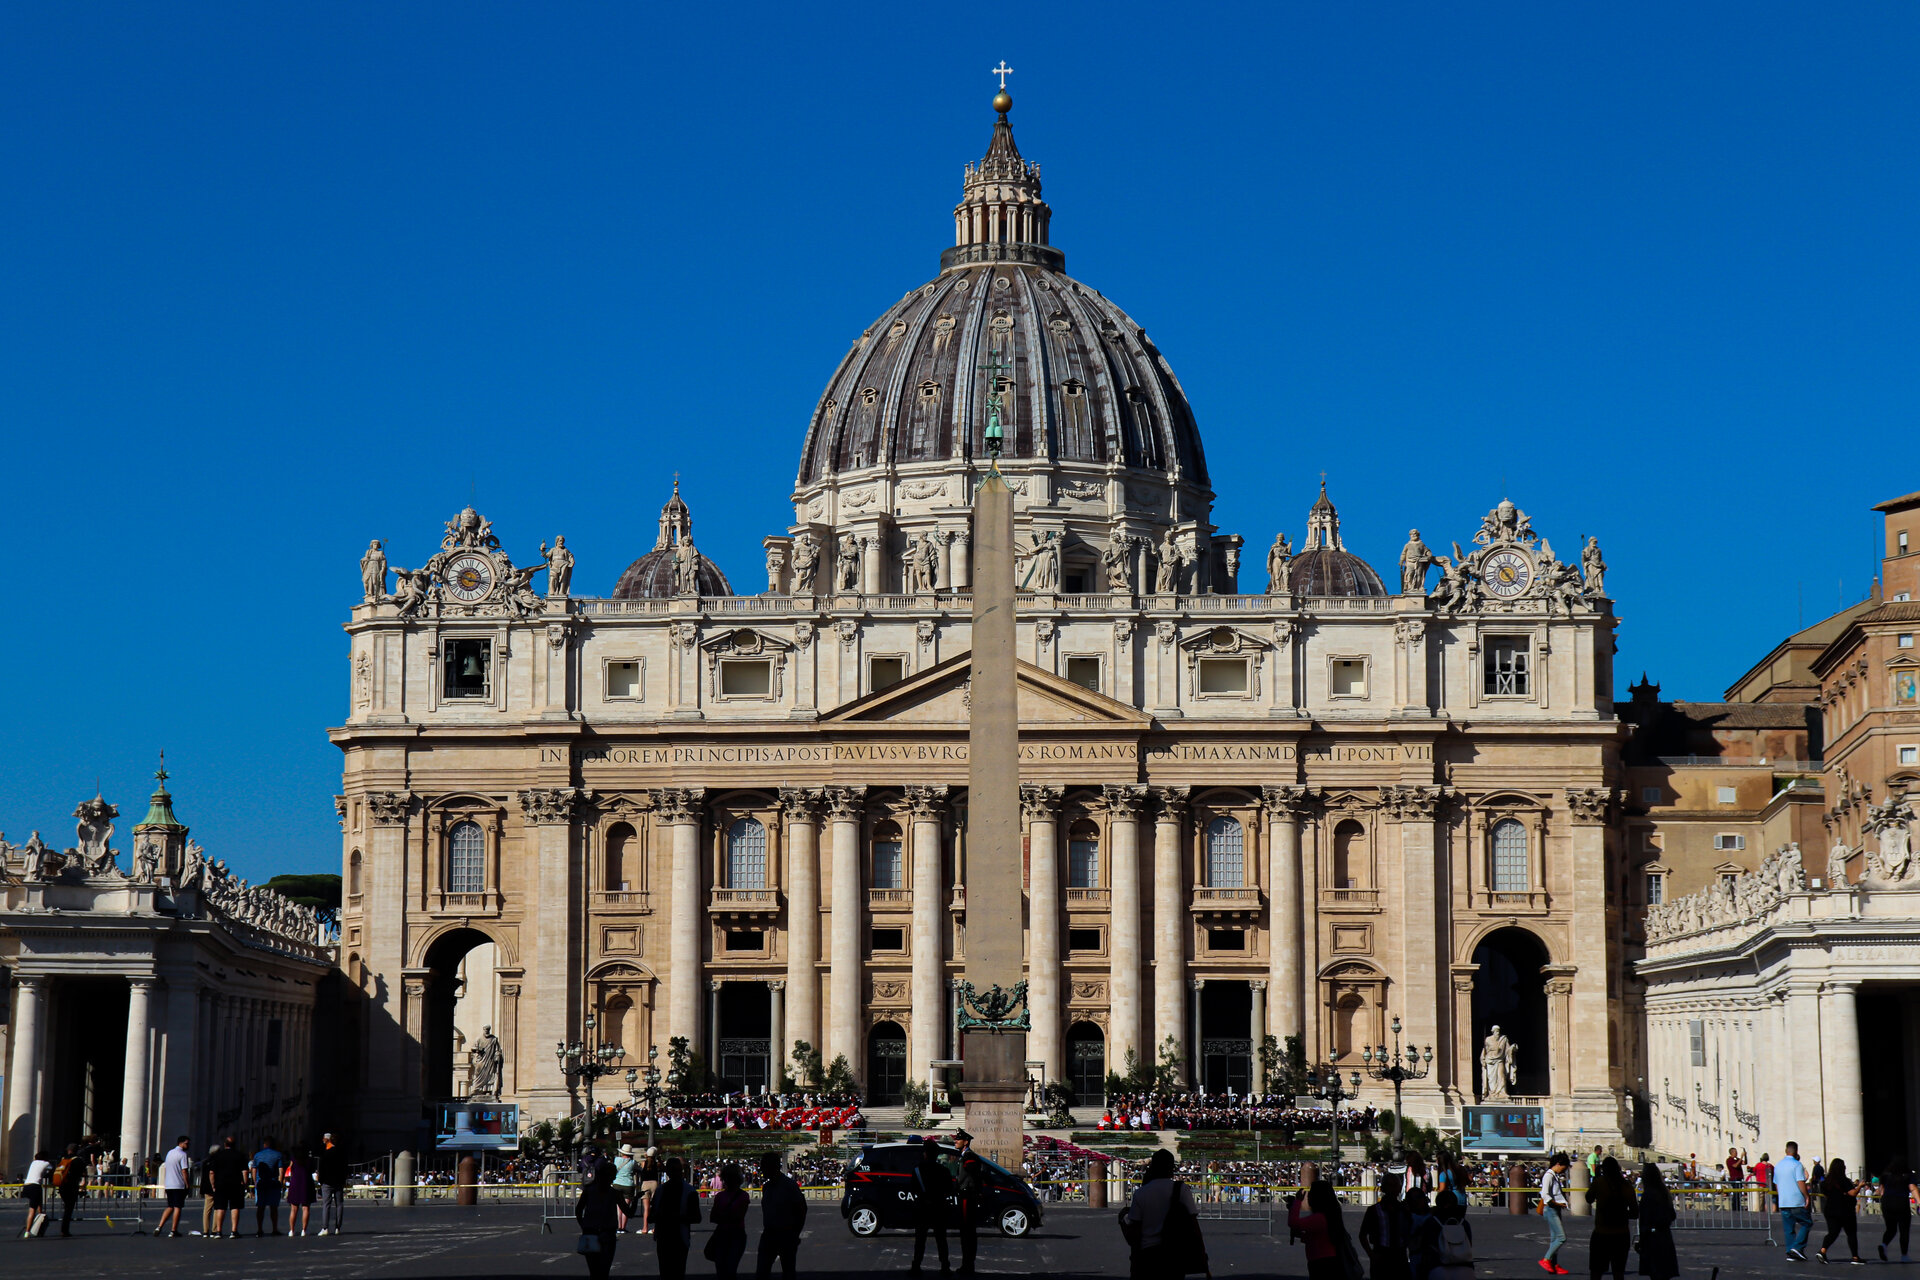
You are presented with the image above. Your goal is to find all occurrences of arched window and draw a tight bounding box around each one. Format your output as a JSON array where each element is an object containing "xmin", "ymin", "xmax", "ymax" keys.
[
  {"xmin": 1205, "ymin": 816, "xmax": 1245, "ymax": 888},
  {"xmin": 605, "ymin": 822, "xmax": 634, "ymax": 893},
  {"xmin": 1491, "ymin": 819, "xmax": 1528, "ymax": 892},
  {"xmin": 1332, "ymin": 819, "xmax": 1366, "ymax": 890},
  {"xmin": 1068, "ymin": 820, "xmax": 1100, "ymax": 889},
  {"xmin": 448, "ymin": 821, "xmax": 485, "ymax": 894},
  {"xmin": 348, "ymin": 849, "xmax": 362, "ymax": 897},
  {"xmin": 871, "ymin": 820, "xmax": 903, "ymax": 890},
  {"xmin": 728, "ymin": 818, "xmax": 767, "ymax": 889}
]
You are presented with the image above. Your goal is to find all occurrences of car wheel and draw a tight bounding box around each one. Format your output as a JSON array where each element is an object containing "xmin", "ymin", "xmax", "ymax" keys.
[
  {"xmin": 849, "ymin": 1206, "xmax": 880, "ymax": 1237},
  {"xmin": 998, "ymin": 1206, "xmax": 1032, "ymax": 1237}
]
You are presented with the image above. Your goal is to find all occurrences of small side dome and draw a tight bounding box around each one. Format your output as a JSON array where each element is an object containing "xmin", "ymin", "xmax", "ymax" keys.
[
  {"xmin": 1286, "ymin": 480, "xmax": 1386, "ymax": 597},
  {"xmin": 612, "ymin": 481, "xmax": 734, "ymax": 599}
]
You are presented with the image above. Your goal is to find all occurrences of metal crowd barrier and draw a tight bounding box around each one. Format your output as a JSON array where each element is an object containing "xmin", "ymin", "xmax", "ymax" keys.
[{"xmin": 1668, "ymin": 1188, "xmax": 1775, "ymax": 1243}]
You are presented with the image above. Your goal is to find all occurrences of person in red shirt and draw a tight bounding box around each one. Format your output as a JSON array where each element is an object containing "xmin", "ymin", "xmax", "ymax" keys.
[{"xmin": 1727, "ymin": 1148, "xmax": 1748, "ymax": 1209}]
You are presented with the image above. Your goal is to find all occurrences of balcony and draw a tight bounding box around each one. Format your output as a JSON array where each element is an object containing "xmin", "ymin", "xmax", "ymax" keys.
[
  {"xmin": 1190, "ymin": 886, "xmax": 1264, "ymax": 920},
  {"xmin": 595, "ymin": 891, "xmax": 652, "ymax": 911},
  {"xmin": 1322, "ymin": 887, "xmax": 1381, "ymax": 910},
  {"xmin": 867, "ymin": 888, "xmax": 913, "ymax": 908},
  {"xmin": 709, "ymin": 887, "xmax": 781, "ymax": 920},
  {"xmin": 1065, "ymin": 887, "xmax": 1111, "ymax": 907},
  {"xmin": 432, "ymin": 891, "xmax": 501, "ymax": 917},
  {"xmin": 1475, "ymin": 888, "xmax": 1549, "ymax": 913}
]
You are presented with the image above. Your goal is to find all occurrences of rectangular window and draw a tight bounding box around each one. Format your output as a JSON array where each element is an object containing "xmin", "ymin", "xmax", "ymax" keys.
[
  {"xmin": 1067, "ymin": 927, "xmax": 1102, "ymax": 952},
  {"xmin": 1689, "ymin": 1019, "xmax": 1705, "ymax": 1067},
  {"xmin": 1198, "ymin": 657, "xmax": 1249, "ymax": 695},
  {"xmin": 443, "ymin": 638, "xmax": 492, "ymax": 699},
  {"xmin": 869, "ymin": 656, "xmax": 905, "ymax": 691},
  {"xmin": 1483, "ymin": 637, "xmax": 1531, "ymax": 696},
  {"xmin": 1902, "ymin": 634, "xmax": 1915, "ymax": 649},
  {"xmin": 1716, "ymin": 786, "xmax": 1738, "ymax": 805},
  {"xmin": 1645, "ymin": 873, "xmax": 1664, "ymax": 905},
  {"xmin": 1713, "ymin": 833, "xmax": 1746, "ymax": 851},
  {"xmin": 869, "ymin": 927, "xmax": 905, "ymax": 952},
  {"xmin": 606, "ymin": 660, "xmax": 641, "ymax": 699},
  {"xmin": 720, "ymin": 659, "xmax": 772, "ymax": 697},
  {"xmin": 1491, "ymin": 821, "xmax": 1529, "ymax": 892},
  {"xmin": 1329, "ymin": 658, "xmax": 1367, "ymax": 698},
  {"xmin": 1068, "ymin": 836, "xmax": 1099, "ymax": 888},
  {"xmin": 1066, "ymin": 656, "xmax": 1102, "ymax": 691},
  {"xmin": 872, "ymin": 839, "xmax": 903, "ymax": 890},
  {"xmin": 1207, "ymin": 928, "xmax": 1246, "ymax": 951},
  {"xmin": 725, "ymin": 930, "xmax": 764, "ymax": 952},
  {"xmin": 1903, "ymin": 746, "xmax": 1920, "ymax": 765},
  {"xmin": 1903, "ymin": 531, "xmax": 1911, "ymax": 554},
  {"xmin": 1640, "ymin": 786, "xmax": 1663, "ymax": 805}
]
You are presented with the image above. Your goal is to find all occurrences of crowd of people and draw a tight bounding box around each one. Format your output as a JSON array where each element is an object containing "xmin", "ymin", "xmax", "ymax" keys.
[
  {"xmin": 1095, "ymin": 1091, "xmax": 1380, "ymax": 1133},
  {"xmin": 594, "ymin": 1092, "xmax": 866, "ymax": 1136}
]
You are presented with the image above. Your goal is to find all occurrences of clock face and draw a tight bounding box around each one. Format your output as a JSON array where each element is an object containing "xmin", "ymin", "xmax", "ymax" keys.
[
  {"xmin": 444, "ymin": 553, "xmax": 494, "ymax": 602},
  {"xmin": 1482, "ymin": 549, "xmax": 1533, "ymax": 598}
]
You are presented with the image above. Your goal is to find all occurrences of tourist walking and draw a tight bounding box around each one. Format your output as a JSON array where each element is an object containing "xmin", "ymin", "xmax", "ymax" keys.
[
  {"xmin": 1818, "ymin": 1157, "xmax": 1866, "ymax": 1264},
  {"xmin": 910, "ymin": 1136, "xmax": 955, "ymax": 1274},
  {"xmin": 1776, "ymin": 1142, "xmax": 1814, "ymax": 1260},
  {"xmin": 205, "ymin": 1135, "xmax": 249, "ymax": 1239},
  {"xmin": 1586, "ymin": 1157, "xmax": 1639, "ymax": 1280},
  {"xmin": 20, "ymin": 1149, "xmax": 50, "ymax": 1238},
  {"xmin": 285, "ymin": 1146, "xmax": 316, "ymax": 1236},
  {"xmin": 754, "ymin": 1150, "xmax": 807, "ymax": 1280},
  {"xmin": 706, "ymin": 1162, "xmax": 750, "ymax": 1278},
  {"xmin": 1635, "ymin": 1162, "xmax": 1678, "ymax": 1280},
  {"xmin": 1540, "ymin": 1151, "xmax": 1573, "ymax": 1274},
  {"xmin": 1357, "ymin": 1174, "xmax": 1410, "ymax": 1280},
  {"xmin": 156, "ymin": 1135, "xmax": 192, "ymax": 1238},
  {"xmin": 316, "ymin": 1132, "xmax": 348, "ymax": 1236},
  {"xmin": 1289, "ymin": 1178, "xmax": 1359, "ymax": 1280},
  {"xmin": 1879, "ymin": 1160, "xmax": 1915, "ymax": 1262},
  {"xmin": 252, "ymin": 1135, "xmax": 284, "ymax": 1236},
  {"xmin": 1411, "ymin": 1189, "xmax": 1475, "ymax": 1280},
  {"xmin": 1119, "ymin": 1148, "xmax": 1207, "ymax": 1280},
  {"xmin": 613, "ymin": 1144, "xmax": 639, "ymax": 1231},
  {"xmin": 638, "ymin": 1147, "xmax": 663, "ymax": 1234},
  {"xmin": 54, "ymin": 1142, "xmax": 89, "ymax": 1236},
  {"xmin": 199, "ymin": 1143, "xmax": 219, "ymax": 1235},
  {"xmin": 575, "ymin": 1161, "xmax": 623, "ymax": 1280},
  {"xmin": 1432, "ymin": 1150, "xmax": 1462, "ymax": 1206},
  {"xmin": 653, "ymin": 1156, "xmax": 701, "ymax": 1279}
]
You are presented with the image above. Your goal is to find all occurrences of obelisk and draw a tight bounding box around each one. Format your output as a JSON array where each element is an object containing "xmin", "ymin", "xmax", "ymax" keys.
[{"xmin": 961, "ymin": 458, "xmax": 1027, "ymax": 1170}]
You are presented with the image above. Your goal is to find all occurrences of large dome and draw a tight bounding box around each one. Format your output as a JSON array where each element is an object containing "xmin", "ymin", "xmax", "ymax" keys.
[{"xmin": 1284, "ymin": 482, "xmax": 1386, "ymax": 597}]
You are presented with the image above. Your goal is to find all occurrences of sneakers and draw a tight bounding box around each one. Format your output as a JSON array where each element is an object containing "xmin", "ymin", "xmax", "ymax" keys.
[
  {"xmin": 1789, "ymin": 1250, "xmax": 1808, "ymax": 1262},
  {"xmin": 1851, "ymin": 1260, "xmax": 1867, "ymax": 1267},
  {"xmin": 1540, "ymin": 1262, "xmax": 1556, "ymax": 1274},
  {"xmin": 316, "ymin": 1229, "xmax": 327, "ymax": 1236}
]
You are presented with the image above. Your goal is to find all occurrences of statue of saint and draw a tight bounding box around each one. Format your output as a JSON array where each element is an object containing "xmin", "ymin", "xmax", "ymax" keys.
[
  {"xmin": 1019, "ymin": 532, "xmax": 1060, "ymax": 592},
  {"xmin": 790, "ymin": 534, "xmax": 818, "ymax": 594},
  {"xmin": 1155, "ymin": 529, "xmax": 1181, "ymax": 594},
  {"xmin": 1581, "ymin": 536, "xmax": 1607, "ymax": 597},
  {"xmin": 1102, "ymin": 539, "xmax": 1133, "ymax": 592},
  {"xmin": 1480, "ymin": 1025, "xmax": 1517, "ymax": 1101},
  {"xmin": 919, "ymin": 535, "xmax": 940, "ymax": 593},
  {"xmin": 836, "ymin": 534, "xmax": 862, "ymax": 591},
  {"xmin": 541, "ymin": 537, "xmax": 574, "ymax": 597},
  {"xmin": 22, "ymin": 831, "xmax": 49, "ymax": 881},
  {"xmin": 901, "ymin": 536, "xmax": 926, "ymax": 593},
  {"xmin": 1265, "ymin": 533, "xmax": 1293, "ymax": 594},
  {"xmin": 1826, "ymin": 841, "xmax": 1851, "ymax": 888},
  {"xmin": 468, "ymin": 1025, "xmax": 504, "ymax": 1100},
  {"xmin": 134, "ymin": 838, "xmax": 161, "ymax": 883},
  {"xmin": 360, "ymin": 540, "xmax": 388, "ymax": 602},
  {"xmin": 1399, "ymin": 530, "xmax": 1435, "ymax": 596},
  {"xmin": 673, "ymin": 534, "xmax": 700, "ymax": 595}
]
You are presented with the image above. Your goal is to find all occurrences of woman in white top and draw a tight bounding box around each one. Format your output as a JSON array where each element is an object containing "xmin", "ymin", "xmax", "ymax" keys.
[{"xmin": 21, "ymin": 1150, "xmax": 51, "ymax": 1239}]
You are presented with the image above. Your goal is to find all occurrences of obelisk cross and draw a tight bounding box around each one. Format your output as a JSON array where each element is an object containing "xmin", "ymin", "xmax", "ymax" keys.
[
  {"xmin": 992, "ymin": 61, "xmax": 1014, "ymax": 90},
  {"xmin": 981, "ymin": 347, "xmax": 1010, "ymax": 467}
]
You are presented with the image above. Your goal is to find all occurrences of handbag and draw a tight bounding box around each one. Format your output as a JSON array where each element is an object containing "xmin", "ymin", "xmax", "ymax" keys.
[{"xmin": 575, "ymin": 1233, "xmax": 601, "ymax": 1255}]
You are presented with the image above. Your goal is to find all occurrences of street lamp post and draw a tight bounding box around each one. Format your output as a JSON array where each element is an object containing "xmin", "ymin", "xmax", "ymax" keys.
[
  {"xmin": 625, "ymin": 1046, "xmax": 665, "ymax": 1151},
  {"xmin": 1361, "ymin": 1017, "xmax": 1433, "ymax": 1157},
  {"xmin": 555, "ymin": 1011, "xmax": 626, "ymax": 1152},
  {"xmin": 1305, "ymin": 1061, "xmax": 1364, "ymax": 1170}
]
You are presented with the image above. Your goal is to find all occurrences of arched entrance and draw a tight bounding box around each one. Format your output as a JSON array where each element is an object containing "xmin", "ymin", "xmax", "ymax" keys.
[
  {"xmin": 1066, "ymin": 1022, "xmax": 1105, "ymax": 1103},
  {"xmin": 1470, "ymin": 927, "xmax": 1550, "ymax": 1098},
  {"xmin": 422, "ymin": 927, "xmax": 500, "ymax": 1101},
  {"xmin": 867, "ymin": 1021, "xmax": 907, "ymax": 1104}
]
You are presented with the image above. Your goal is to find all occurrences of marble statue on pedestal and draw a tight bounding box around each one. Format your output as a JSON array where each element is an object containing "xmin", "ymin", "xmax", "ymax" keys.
[
  {"xmin": 1581, "ymin": 536, "xmax": 1607, "ymax": 596},
  {"xmin": 468, "ymin": 1025, "xmax": 503, "ymax": 1100},
  {"xmin": 790, "ymin": 533, "xmax": 818, "ymax": 594},
  {"xmin": 360, "ymin": 540, "xmax": 388, "ymax": 602},
  {"xmin": 1480, "ymin": 1025, "xmax": 1516, "ymax": 1101},
  {"xmin": 1102, "ymin": 538, "xmax": 1133, "ymax": 592},
  {"xmin": 1154, "ymin": 529, "xmax": 1180, "ymax": 593},
  {"xmin": 541, "ymin": 536, "xmax": 573, "ymax": 597},
  {"xmin": 836, "ymin": 534, "xmax": 861, "ymax": 591},
  {"xmin": 1399, "ymin": 530, "xmax": 1434, "ymax": 595},
  {"xmin": 1265, "ymin": 533, "xmax": 1292, "ymax": 593},
  {"xmin": 22, "ymin": 831, "xmax": 50, "ymax": 881}
]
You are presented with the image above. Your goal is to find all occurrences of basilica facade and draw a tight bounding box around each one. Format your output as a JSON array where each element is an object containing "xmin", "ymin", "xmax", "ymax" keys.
[{"xmin": 333, "ymin": 91, "xmax": 1632, "ymax": 1149}]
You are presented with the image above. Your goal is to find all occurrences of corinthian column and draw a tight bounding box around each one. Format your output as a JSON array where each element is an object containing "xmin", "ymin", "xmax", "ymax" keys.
[
  {"xmin": 779, "ymin": 789, "xmax": 823, "ymax": 1065},
  {"xmin": 522, "ymin": 786, "xmax": 585, "ymax": 1107},
  {"xmin": 1151, "ymin": 787, "xmax": 1190, "ymax": 1077},
  {"xmin": 1386, "ymin": 785, "xmax": 1449, "ymax": 1110},
  {"xmin": 1104, "ymin": 785, "xmax": 1146, "ymax": 1067},
  {"xmin": 825, "ymin": 787, "xmax": 867, "ymax": 1073},
  {"xmin": 907, "ymin": 785, "xmax": 949, "ymax": 1086},
  {"xmin": 1022, "ymin": 784, "xmax": 1064, "ymax": 1083},
  {"xmin": 1261, "ymin": 786, "xmax": 1314, "ymax": 1047},
  {"xmin": 655, "ymin": 788, "xmax": 706, "ymax": 1058}
]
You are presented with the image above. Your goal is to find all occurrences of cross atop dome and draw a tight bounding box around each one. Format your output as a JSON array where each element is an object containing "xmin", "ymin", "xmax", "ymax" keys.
[{"xmin": 951, "ymin": 82, "xmax": 1055, "ymax": 271}]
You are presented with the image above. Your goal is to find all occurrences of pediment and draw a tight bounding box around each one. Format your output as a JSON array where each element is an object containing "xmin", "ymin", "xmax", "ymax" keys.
[{"xmin": 823, "ymin": 651, "xmax": 1151, "ymax": 727}]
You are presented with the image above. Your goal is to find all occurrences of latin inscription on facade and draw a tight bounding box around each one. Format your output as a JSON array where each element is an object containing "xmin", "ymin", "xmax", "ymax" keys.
[{"xmin": 577, "ymin": 742, "xmax": 1139, "ymax": 767}]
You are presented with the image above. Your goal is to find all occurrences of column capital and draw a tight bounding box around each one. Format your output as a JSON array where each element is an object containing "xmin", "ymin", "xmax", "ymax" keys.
[
  {"xmin": 1149, "ymin": 785, "xmax": 1191, "ymax": 820},
  {"xmin": 1380, "ymin": 785, "xmax": 1454, "ymax": 821},
  {"xmin": 654, "ymin": 786, "xmax": 708, "ymax": 825},
  {"xmin": 709, "ymin": 979, "xmax": 724, "ymax": 993},
  {"xmin": 1260, "ymin": 784, "xmax": 1319, "ymax": 820},
  {"xmin": 520, "ymin": 787, "xmax": 588, "ymax": 826},
  {"xmin": 127, "ymin": 975, "xmax": 161, "ymax": 993},
  {"xmin": 1250, "ymin": 979, "xmax": 1269, "ymax": 992},
  {"xmin": 365, "ymin": 790, "xmax": 413, "ymax": 827},
  {"xmin": 778, "ymin": 787, "xmax": 824, "ymax": 822},
  {"xmin": 1020, "ymin": 783, "xmax": 1063, "ymax": 821},
  {"xmin": 823, "ymin": 786, "xmax": 867, "ymax": 821},
  {"xmin": 768, "ymin": 979, "xmax": 787, "ymax": 992},
  {"xmin": 904, "ymin": 784, "xmax": 951, "ymax": 821},
  {"xmin": 1820, "ymin": 979, "xmax": 1862, "ymax": 996},
  {"xmin": 15, "ymin": 972, "xmax": 51, "ymax": 993},
  {"xmin": 1190, "ymin": 977, "xmax": 1205, "ymax": 992},
  {"xmin": 1564, "ymin": 786, "xmax": 1623, "ymax": 826},
  {"xmin": 1101, "ymin": 784, "xmax": 1148, "ymax": 820}
]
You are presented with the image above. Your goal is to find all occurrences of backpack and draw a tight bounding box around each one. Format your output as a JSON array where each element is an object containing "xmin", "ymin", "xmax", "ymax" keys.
[
  {"xmin": 52, "ymin": 1158, "xmax": 75, "ymax": 1189},
  {"xmin": 1437, "ymin": 1218, "xmax": 1473, "ymax": 1266}
]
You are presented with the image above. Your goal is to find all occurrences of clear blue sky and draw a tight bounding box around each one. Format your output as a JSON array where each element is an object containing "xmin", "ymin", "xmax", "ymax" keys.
[{"xmin": 2, "ymin": 3, "xmax": 1915, "ymax": 883}]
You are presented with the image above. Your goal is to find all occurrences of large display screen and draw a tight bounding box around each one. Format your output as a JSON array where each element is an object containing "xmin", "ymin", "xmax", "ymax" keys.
[
  {"xmin": 1460, "ymin": 1104, "xmax": 1546, "ymax": 1153},
  {"xmin": 435, "ymin": 1102, "xmax": 521, "ymax": 1150}
]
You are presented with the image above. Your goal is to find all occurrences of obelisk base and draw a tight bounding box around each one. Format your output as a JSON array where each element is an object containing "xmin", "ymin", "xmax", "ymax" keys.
[{"xmin": 961, "ymin": 1031, "xmax": 1027, "ymax": 1172}]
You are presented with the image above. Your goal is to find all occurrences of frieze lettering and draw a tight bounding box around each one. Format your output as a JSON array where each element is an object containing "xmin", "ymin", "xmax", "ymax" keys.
[{"xmin": 1146, "ymin": 743, "xmax": 1430, "ymax": 763}]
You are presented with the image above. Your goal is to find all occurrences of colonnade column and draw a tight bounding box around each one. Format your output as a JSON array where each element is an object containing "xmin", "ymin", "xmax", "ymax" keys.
[
  {"xmin": 951, "ymin": 532, "xmax": 971, "ymax": 590},
  {"xmin": 659, "ymin": 788, "xmax": 707, "ymax": 1060},
  {"xmin": 768, "ymin": 982, "xmax": 786, "ymax": 1088},
  {"xmin": 1022, "ymin": 784, "xmax": 1064, "ymax": 1084},
  {"xmin": 1104, "ymin": 785, "xmax": 1146, "ymax": 1068},
  {"xmin": 1389, "ymin": 785, "xmax": 1447, "ymax": 1111},
  {"xmin": 120, "ymin": 978, "xmax": 157, "ymax": 1162},
  {"xmin": 5, "ymin": 975, "xmax": 48, "ymax": 1173},
  {"xmin": 1821, "ymin": 981, "xmax": 1865, "ymax": 1174},
  {"xmin": 525, "ymin": 787, "xmax": 585, "ymax": 1106},
  {"xmin": 1564, "ymin": 789, "xmax": 1619, "ymax": 1130},
  {"xmin": 1783, "ymin": 986, "xmax": 1823, "ymax": 1153},
  {"xmin": 1150, "ymin": 788, "xmax": 1190, "ymax": 1081},
  {"xmin": 907, "ymin": 786, "xmax": 949, "ymax": 1088},
  {"xmin": 779, "ymin": 789, "xmax": 822, "ymax": 1068},
  {"xmin": 1249, "ymin": 981, "xmax": 1268, "ymax": 1085},
  {"xmin": 1261, "ymin": 786, "xmax": 1312, "ymax": 1047},
  {"xmin": 362, "ymin": 791, "xmax": 411, "ymax": 1117},
  {"xmin": 826, "ymin": 787, "xmax": 866, "ymax": 1073}
]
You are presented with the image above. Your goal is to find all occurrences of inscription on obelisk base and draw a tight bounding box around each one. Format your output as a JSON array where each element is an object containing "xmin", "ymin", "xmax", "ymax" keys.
[{"xmin": 960, "ymin": 468, "xmax": 1028, "ymax": 1172}]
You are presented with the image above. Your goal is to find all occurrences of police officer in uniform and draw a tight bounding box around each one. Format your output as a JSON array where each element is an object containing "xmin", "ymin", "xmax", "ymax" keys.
[
  {"xmin": 910, "ymin": 1137, "xmax": 955, "ymax": 1275},
  {"xmin": 953, "ymin": 1129, "xmax": 983, "ymax": 1276}
]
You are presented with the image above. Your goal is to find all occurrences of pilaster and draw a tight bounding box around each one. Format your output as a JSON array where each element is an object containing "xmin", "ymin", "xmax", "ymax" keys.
[
  {"xmin": 1103, "ymin": 784, "xmax": 1146, "ymax": 1065},
  {"xmin": 1022, "ymin": 783, "xmax": 1064, "ymax": 1083}
]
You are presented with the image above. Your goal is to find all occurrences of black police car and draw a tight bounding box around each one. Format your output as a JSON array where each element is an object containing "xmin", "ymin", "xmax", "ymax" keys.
[{"xmin": 840, "ymin": 1141, "xmax": 1043, "ymax": 1238}]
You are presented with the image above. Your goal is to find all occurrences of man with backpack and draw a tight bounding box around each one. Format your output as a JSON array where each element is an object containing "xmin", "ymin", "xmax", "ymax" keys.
[
  {"xmin": 316, "ymin": 1131, "xmax": 349, "ymax": 1236},
  {"xmin": 54, "ymin": 1140, "xmax": 95, "ymax": 1236},
  {"xmin": 1412, "ymin": 1189, "xmax": 1475, "ymax": 1280}
]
